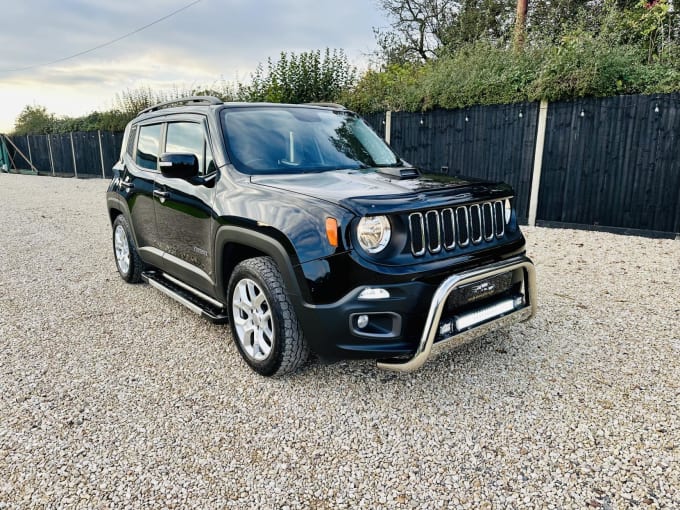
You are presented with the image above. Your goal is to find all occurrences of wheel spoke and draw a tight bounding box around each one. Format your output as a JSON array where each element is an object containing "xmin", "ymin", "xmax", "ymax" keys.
[
  {"xmin": 233, "ymin": 313, "xmax": 248, "ymax": 326},
  {"xmin": 233, "ymin": 299, "xmax": 250, "ymax": 315},
  {"xmin": 261, "ymin": 311, "xmax": 273, "ymax": 338},
  {"xmin": 253, "ymin": 290, "xmax": 266, "ymax": 310},
  {"xmin": 247, "ymin": 281, "xmax": 259, "ymax": 305},
  {"xmin": 254, "ymin": 328, "xmax": 271, "ymax": 357},
  {"xmin": 237, "ymin": 283, "xmax": 252, "ymax": 307}
]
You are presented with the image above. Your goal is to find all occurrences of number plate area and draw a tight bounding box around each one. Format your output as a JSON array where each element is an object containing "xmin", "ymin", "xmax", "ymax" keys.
[{"xmin": 437, "ymin": 270, "xmax": 526, "ymax": 340}]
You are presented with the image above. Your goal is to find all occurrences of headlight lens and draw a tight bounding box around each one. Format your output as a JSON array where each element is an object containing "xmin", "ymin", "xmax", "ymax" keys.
[
  {"xmin": 504, "ymin": 199, "xmax": 512, "ymax": 224},
  {"xmin": 357, "ymin": 216, "xmax": 391, "ymax": 253}
]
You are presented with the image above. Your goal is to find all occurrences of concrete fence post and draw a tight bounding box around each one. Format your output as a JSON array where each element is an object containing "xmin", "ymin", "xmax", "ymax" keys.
[
  {"xmin": 70, "ymin": 132, "xmax": 78, "ymax": 178},
  {"xmin": 98, "ymin": 130, "xmax": 106, "ymax": 178},
  {"xmin": 26, "ymin": 136, "xmax": 33, "ymax": 167},
  {"xmin": 528, "ymin": 99, "xmax": 549, "ymax": 227},
  {"xmin": 47, "ymin": 135, "xmax": 55, "ymax": 176},
  {"xmin": 385, "ymin": 111, "xmax": 392, "ymax": 145}
]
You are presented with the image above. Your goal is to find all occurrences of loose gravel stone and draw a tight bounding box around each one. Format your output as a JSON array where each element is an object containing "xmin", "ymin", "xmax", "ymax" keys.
[{"xmin": 0, "ymin": 173, "xmax": 678, "ymax": 509}]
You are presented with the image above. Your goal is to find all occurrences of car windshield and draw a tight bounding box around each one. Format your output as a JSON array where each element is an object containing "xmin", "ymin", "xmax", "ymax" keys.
[{"xmin": 221, "ymin": 107, "xmax": 399, "ymax": 174}]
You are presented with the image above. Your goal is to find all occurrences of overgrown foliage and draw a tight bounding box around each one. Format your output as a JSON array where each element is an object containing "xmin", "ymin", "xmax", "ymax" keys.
[{"xmin": 346, "ymin": 0, "xmax": 680, "ymax": 112}]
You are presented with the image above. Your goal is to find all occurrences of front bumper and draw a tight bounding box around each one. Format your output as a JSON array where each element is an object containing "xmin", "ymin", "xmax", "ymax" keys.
[
  {"xmin": 377, "ymin": 255, "xmax": 536, "ymax": 372},
  {"xmin": 297, "ymin": 254, "xmax": 536, "ymax": 367}
]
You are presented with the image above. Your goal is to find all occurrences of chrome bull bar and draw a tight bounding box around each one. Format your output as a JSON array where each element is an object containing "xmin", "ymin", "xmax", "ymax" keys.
[{"xmin": 377, "ymin": 255, "xmax": 536, "ymax": 372}]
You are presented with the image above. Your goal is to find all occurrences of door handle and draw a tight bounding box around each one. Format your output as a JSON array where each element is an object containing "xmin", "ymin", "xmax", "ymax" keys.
[{"xmin": 153, "ymin": 189, "xmax": 169, "ymax": 199}]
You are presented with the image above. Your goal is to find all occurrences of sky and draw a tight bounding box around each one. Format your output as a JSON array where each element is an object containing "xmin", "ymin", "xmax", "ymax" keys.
[{"xmin": 0, "ymin": 0, "xmax": 386, "ymax": 133}]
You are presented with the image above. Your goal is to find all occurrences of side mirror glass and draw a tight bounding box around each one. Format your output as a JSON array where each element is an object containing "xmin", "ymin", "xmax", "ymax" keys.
[{"xmin": 159, "ymin": 153, "xmax": 199, "ymax": 179}]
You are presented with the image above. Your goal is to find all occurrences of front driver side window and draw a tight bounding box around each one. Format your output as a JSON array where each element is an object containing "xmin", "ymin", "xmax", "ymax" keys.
[{"xmin": 166, "ymin": 122, "xmax": 213, "ymax": 175}]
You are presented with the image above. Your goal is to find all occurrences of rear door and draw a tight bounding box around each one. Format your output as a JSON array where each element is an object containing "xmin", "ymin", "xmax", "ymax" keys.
[
  {"xmin": 154, "ymin": 116, "xmax": 217, "ymax": 294},
  {"xmin": 122, "ymin": 122, "xmax": 163, "ymax": 268}
]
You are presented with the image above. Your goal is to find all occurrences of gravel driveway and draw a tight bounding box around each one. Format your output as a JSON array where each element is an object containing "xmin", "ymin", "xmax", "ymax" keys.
[{"xmin": 0, "ymin": 173, "xmax": 678, "ymax": 509}]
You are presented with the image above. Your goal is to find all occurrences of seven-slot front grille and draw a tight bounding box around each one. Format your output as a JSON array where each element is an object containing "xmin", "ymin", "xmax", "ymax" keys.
[{"xmin": 408, "ymin": 200, "xmax": 506, "ymax": 256}]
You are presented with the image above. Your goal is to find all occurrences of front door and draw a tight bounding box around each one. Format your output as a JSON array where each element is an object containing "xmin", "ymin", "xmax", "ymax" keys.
[{"xmin": 154, "ymin": 118, "xmax": 216, "ymax": 294}]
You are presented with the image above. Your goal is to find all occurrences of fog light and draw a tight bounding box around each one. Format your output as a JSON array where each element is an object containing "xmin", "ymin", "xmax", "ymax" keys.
[
  {"xmin": 357, "ymin": 315, "xmax": 369, "ymax": 329},
  {"xmin": 358, "ymin": 288, "xmax": 390, "ymax": 300}
]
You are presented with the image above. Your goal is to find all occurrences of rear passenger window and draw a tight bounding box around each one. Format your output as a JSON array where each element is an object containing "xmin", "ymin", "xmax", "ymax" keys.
[
  {"xmin": 166, "ymin": 122, "xmax": 213, "ymax": 175},
  {"xmin": 136, "ymin": 124, "xmax": 162, "ymax": 170}
]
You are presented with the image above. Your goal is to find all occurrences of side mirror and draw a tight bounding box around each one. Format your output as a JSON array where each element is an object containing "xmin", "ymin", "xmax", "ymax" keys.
[{"xmin": 159, "ymin": 153, "xmax": 199, "ymax": 179}]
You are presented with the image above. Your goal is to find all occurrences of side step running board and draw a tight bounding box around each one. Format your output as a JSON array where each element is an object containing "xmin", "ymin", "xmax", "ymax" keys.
[{"xmin": 141, "ymin": 270, "xmax": 229, "ymax": 324}]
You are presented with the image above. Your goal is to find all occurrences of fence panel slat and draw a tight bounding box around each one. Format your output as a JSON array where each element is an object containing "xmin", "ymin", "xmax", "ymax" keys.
[{"xmin": 72, "ymin": 131, "xmax": 102, "ymax": 177}]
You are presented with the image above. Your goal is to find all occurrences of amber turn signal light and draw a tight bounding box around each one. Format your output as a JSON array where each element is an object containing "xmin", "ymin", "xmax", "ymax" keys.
[{"xmin": 325, "ymin": 218, "xmax": 338, "ymax": 247}]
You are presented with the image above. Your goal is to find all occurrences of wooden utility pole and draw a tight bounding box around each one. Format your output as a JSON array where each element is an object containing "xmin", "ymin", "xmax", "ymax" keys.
[{"xmin": 514, "ymin": 0, "xmax": 528, "ymax": 51}]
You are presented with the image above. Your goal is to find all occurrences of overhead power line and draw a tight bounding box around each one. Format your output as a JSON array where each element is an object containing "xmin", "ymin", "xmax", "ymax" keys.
[{"xmin": 0, "ymin": 0, "xmax": 202, "ymax": 74}]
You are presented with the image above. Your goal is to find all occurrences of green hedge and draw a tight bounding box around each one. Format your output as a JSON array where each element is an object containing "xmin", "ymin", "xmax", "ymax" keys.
[{"xmin": 344, "ymin": 38, "xmax": 680, "ymax": 113}]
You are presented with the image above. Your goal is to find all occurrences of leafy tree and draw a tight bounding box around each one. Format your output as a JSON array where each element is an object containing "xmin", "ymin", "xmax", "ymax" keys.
[
  {"xmin": 374, "ymin": 0, "xmax": 458, "ymax": 62},
  {"xmin": 624, "ymin": 0, "xmax": 675, "ymax": 62},
  {"xmin": 449, "ymin": 0, "xmax": 516, "ymax": 47},
  {"xmin": 240, "ymin": 49, "xmax": 357, "ymax": 104},
  {"xmin": 372, "ymin": 0, "xmax": 659, "ymax": 62},
  {"xmin": 13, "ymin": 105, "xmax": 56, "ymax": 135}
]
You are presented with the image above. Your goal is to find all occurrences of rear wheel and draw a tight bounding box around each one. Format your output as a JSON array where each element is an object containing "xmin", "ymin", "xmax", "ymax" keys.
[
  {"xmin": 228, "ymin": 257, "xmax": 309, "ymax": 376},
  {"xmin": 112, "ymin": 215, "xmax": 143, "ymax": 283}
]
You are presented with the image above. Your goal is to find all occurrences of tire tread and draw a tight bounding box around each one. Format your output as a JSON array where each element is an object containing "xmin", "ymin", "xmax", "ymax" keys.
[{"xmin": 231, "ymin": 256, "xmax": 309, "ymax": 376}]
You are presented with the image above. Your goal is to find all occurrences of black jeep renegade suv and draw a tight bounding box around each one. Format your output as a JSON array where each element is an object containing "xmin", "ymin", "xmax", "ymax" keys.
[{"xmin": 107, "ymin": 96, "xmax": 536, "ymax": 376}]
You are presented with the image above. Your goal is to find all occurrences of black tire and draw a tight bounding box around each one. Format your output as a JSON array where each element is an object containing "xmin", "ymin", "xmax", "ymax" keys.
[
  {"xmin": 227, "ymin": 256, "xmax": 309, "ymax": 376},
  {"xmin": 112, "ymin": 215, "xmax": 143, "ymax": 283}
]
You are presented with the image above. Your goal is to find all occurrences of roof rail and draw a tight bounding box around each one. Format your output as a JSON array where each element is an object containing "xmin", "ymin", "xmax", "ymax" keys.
[
  {"xmin": 306, "ymin": 102, "xmax": 347, "ymax": 110},
  {"xmin": 138, "ymin": 96, "xmax": 223, "ymax": 116}
]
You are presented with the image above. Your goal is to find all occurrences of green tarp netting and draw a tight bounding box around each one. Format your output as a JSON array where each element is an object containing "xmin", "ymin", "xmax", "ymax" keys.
[{"xmin": 0, "ymin": 136, "xmax": 10, "ymax": 172}]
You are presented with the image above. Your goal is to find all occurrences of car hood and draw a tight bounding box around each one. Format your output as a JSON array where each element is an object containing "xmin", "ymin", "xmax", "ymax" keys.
[{"xmin": 249, "ymin": 168, "xmax": 512, "ymax": 215}]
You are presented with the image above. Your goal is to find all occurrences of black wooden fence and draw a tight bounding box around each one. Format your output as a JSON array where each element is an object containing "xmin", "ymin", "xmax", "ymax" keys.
[
  {"xmin": 387, "ymin": 104, "xmax": 539, "ymax": 224},
  {"xmin": 363, "ymin": 94, "xmax": 680, "ymax": 236},
  {"xmin": 4, "ymin": 93, "xmax": 679, "ymax": 235},
  {"xmin": 537, "ymin": 94, "xmax": 680, "ymax": 234},
  {"xmin": 7, "ymin": 131, "xmax": 124, "ymax": 178}
]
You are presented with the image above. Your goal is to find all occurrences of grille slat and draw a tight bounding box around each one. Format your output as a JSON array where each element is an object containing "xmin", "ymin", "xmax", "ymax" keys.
[
  {"xmin": 425, "ymin": 210, "xmax": 441, "ymax": 253},
  {"xmin": 441, "ymin": 208, "xmax": 455, "ymax": 249},
  {"xmin": 408, "ymin": 213, "xmax": 426, "ymax": 256},
  {"xmin": 408, "ymin": 200, "xmax": 508, "ymax": 256},
  {"xmin": 469, "ymin": 204, "xmax": 482, "ymax": 245}
]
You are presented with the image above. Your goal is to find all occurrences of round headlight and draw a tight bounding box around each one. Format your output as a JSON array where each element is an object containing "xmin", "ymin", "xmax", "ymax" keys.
[
  {"xmin": 504, "ymin": 199, "xmax": 512, "ymax": 224},
  {"xmin": 357, "ymin": 216, "xmax": 391, "ymax": 254}
]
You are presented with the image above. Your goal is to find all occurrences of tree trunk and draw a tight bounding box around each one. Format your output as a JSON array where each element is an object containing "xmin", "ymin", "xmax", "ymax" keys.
[{"xmin": 514, "ymin": 0, "xmax": 528, "ymax": 51}]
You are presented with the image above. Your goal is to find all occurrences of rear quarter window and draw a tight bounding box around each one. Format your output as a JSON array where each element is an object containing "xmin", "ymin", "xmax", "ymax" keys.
[{"xmin": 126, "ymin": 125, "xmax": 137, "ymax": 158}]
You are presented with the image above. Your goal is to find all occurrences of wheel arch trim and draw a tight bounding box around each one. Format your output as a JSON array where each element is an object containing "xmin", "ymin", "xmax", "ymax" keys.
[
  {"xmin": 214, "ymin": 226, "xmax": 309, "ymax": 305},
  {"xmin": 107, "ymin": 195, "xmax": 143, "ymax": 253}
]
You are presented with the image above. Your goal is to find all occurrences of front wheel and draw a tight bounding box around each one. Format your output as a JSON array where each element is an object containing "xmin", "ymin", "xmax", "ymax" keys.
[
  {"xmin": 112, "ymin": 215, "xmax": 143, "ymax": 283},
  {"xmin": 227, "ymin": 257, "xmax": 309, "ymax": 376}
]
